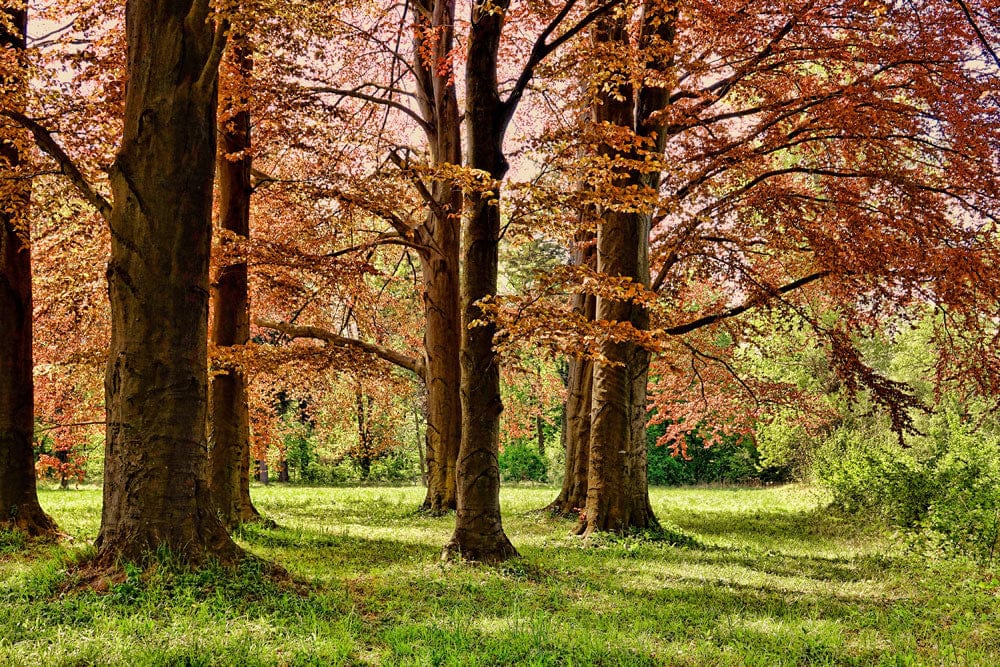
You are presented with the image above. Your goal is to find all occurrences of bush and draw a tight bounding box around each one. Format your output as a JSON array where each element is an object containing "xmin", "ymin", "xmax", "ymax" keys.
[
  {"xmin": 815, "ymin": 408, "xmax": 1000, "ymax": 563},
  {"xmin": 646, "ymin": 422, "xmax": 784, "ymax": 486},
  {"xmin": 367, "ymin": 450, "xmax": 420, "ymax": 484},
  {"xmin": 499, "ymin": 442, "xmax": 548, "ymax": 482}
]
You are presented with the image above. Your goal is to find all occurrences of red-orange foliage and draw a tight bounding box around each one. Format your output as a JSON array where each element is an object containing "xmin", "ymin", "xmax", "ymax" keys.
[{"xmin": 489, "ymin": 0, "xmax": 1000, "ymax": 448}]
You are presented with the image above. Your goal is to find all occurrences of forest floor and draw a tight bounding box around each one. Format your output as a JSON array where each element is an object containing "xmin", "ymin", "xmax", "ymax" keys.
[{"xmin": 1, "ymin": 484, "xmax": 998, "ymax": 665}]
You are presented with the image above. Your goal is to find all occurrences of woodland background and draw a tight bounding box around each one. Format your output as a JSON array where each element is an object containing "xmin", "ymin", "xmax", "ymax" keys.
[{"xmin": 1, "ymin": 0, "xmax": 999, "ymax": 607}]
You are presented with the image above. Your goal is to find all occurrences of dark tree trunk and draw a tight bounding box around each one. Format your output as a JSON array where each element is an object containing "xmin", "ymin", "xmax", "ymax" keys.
[
  {"xmin": 444, "ymin": 0, "xmax": 517, "ymax": 564},
  {"xmin": 355, "ymin": 390, "xmax": 373, "ymax": 481},
  {"xmin": 548, "ymin": 235, "xmax": 595, "ymax": 517},
  {"xmin": 414, "ymin": 0, "xmax": 463, "ymax": 514},
  {"xmin": 209, "ymin": 32, "xmax": 261, "ymax": 530},
  {"xmin": 418, "ymin": 253, "xmax": 461, "ymax": 511},
  {"xmin": 536, "ymin": 414, "xmax": 545, "ymax": 456},
  {"xmin": 258, "ymin": 459, "xmax": 269, "ymax": 485},
  {"xmin": 414, "ymin": 406, "xmax": 427, "ymax": 485},
  {"xmin": 579, "ymin": 0, "xmax": 676, "ymax": 536},
  {"xmin": 0, "ymin": 6, "xmax": 58, "ymax": 537},
  {"xmin": 277, "ymin": 459, "xmax": 289, "ymax": 483},
  {"xmin": 96, "ymin": 2, "xmax": 241, "ymax": 565}
]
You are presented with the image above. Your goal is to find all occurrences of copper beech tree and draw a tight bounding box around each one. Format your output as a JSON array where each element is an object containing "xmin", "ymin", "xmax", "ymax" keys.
[
  {"xmin": 208, "ymin": 22, "xmax": 262, "ymax": 530},
  {"xmin": 0, "ymin": 3, "xmax": 57, "ymax": 536},
  {"xmin": 489, "ymin": 0, "xmax": 1000, "ymax": 533}
]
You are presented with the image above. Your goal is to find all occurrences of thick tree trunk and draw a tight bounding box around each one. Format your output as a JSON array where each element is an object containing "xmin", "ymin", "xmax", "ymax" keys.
[
  {"xmin": 209, "ymin": 34, "xmax": 261, "ymax": 530},
  {"xmin": 548, "ymin": 235, "xmax": 595, "ymax": 517},
  {"xmin": 581, "ymin": 211, "xmax": 657, "ymax": 535},
  {"xmin": 414, "ymin": 0, "xmax": 462, "ymax": 514},
  {"xmin": 97, "ymin": 2, "xmax": 241, "ymax": 565},
  {"xmin": 444, "ymin": 0, "xmax": 517, "ymax": 563},
  {"xmin": 0, "ymin": 6, "xmax": 57, "ymax": 538},
  {"xmin": 579, "ymin": 2, "xmax": 675, "ymax": 536},
  {"xmin": 419, "ymin": 254, "xmax": 461, "ymax": 512}
]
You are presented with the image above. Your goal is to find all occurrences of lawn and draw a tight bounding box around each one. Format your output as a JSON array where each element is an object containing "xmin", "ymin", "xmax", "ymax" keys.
[{"xmin": 1, "ymin": 484, "xmax": 997, "ymax": 665}]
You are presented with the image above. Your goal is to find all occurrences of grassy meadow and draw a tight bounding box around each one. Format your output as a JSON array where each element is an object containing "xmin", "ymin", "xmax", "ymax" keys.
[{"xmin": 1, "ymin": 484, "xmax": 998, "ymax": 665}]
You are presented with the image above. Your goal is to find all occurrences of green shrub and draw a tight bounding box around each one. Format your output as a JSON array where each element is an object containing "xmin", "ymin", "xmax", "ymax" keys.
[
  {"xmin": 367, "ymin": 451, "xmax": 420, "ymax": 484},
  {"xmin": 499, "ymin": 442, "xmax": 548, "ymax": 482},
  {"xmin": 815, "ymin": 408, "xmax": 1000, "ymax": 563},
  {"xmin": 646, "ymin": 421, "xmax": 783, "ymax": 486}
]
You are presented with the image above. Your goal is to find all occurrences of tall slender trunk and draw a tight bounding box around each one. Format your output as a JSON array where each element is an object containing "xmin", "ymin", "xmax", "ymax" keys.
[
  {"xmin": 0, "ymin": 5, "xmax": 58, "ymax": 537},
  {"xmin": 97, "ymin": 2, "xmax": 241, "ymax": 565},
  {"xmin": 579, "ymin": 0, "xmax": 675, "ymax": 536},
  {"xmin": 536, "ymin": 414, "xmax": 545, "ymax": 456},
  {"xmin": 209, "ymin": 31, "xmax": 261, "ymax": 530},
  {"xmin": 418, "ymin": 255, "xmax": 461, "ymax": 510},
  {"xmin": 582, "ymin": 209, "xmax": 656, "ymax": 534},
  {"xmin": 414, "ymin": 0, "xmax": 463, "ymax": 514},
  {"xmin": 548, "ymin": 235, "xmax": 595, "ymax": 516},
  {"xmin": 444, "ymin": 0, "xmax": 517, "ymax": 563}
]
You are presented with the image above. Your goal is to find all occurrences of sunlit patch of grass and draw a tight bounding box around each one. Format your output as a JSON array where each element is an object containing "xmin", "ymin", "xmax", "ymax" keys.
[{"xmin": 0, "ymin": 483, "xmax": 997, "ymax": 664}]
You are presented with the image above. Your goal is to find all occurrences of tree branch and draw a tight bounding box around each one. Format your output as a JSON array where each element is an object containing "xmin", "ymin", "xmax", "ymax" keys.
[
  {"xmin": 301, "ymin": 85, "xmax": 432, "ymax": 133},
  {"xmin": 952, "ymin": 0, "xmax": 1000, "ymax": 70},
  {"xmin": 662, "ymin": 271, "xmax": 829, "ymax": 336},
  {"xmin": 502, "ymin": 0, "xmax": 622, "ymax": 123},
  {"xmin": 255, "ymin": 319, "xmax": 426, "ymax": 381},
  {"xmin": 196, "ymin": 18, "xmax": 230, "ymax": 99},
  {"xmin": 2, "ymin": 111, "xmax": 112, "ymax": 220}
]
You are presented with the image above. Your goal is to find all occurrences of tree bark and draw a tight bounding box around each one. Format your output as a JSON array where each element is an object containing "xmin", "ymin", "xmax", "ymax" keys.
[
  {"xmin": 536, "ymin": 414, "xmax": 545, "ymax": 456},
  {"xmin": 551, "ymin": 350, "xmax": 595, "ymax": 518},
  {"xmin": 444, "ymin": 0, "xmax": 518, "ymax": 564},
  {"xmin": 0, "ymin": 4, "xmax": 58, "ymax": 538},
  {"xmin": 579, "ymin": 0, "xmax": 675, "ymax": 537},
  {"xmin": 96, "ymin": 2, "xmax": 241, "ymax": 565},
  {"xmin": 548, "ymin": 235, "xmax": 595, "ymax": 517},
  {"xmin": 208, "ymin": 31, "xmax": 261, "ymax": 530},
  {"xmin": 413, "ymin": 0, "xmax": 463, "ymax": 514}
]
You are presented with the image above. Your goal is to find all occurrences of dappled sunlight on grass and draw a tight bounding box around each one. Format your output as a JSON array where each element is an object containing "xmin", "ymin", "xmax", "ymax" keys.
[{"xmin": 1, "ymin": 483, "xmax": 997, "ymax": 664}]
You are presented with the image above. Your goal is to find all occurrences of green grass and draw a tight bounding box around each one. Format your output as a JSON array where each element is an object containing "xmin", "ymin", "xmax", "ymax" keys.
[{"xmin": 2, "ymin": 484, "xmax": 998, "ymax": 665}]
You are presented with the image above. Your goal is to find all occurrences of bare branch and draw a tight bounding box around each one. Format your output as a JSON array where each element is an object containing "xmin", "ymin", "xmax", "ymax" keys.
[
  {"xmin": 255, "ymin": 319, "xmax": 426, "ymax": 380},
  {"xmin": 2, "ymin": 110, "xmax": 112, "ymax": 220},
  {"xmin": 301, "ymin": 85, "xmax": 432, "ymax": 132},
  {"xmin": 503, "ymin": 0, "xmax": 623, "ymax": 122},
  {"xmin": 663, "ymin": 271, "xmax": 829, "ymax": 336}
]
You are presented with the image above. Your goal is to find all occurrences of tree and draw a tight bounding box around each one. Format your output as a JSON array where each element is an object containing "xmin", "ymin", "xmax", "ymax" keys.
[
  {"xmin": 577, "ymin": 0, "xmax": 675, "ymax": 536},
  {"xmin": 410, "ymin": 0, "xmax": 465, "ymax": 513},
  {"xmin": 0, "ymin": 3, "xmax": 58, "ymax": 536},
  {"xmin": 547, "ymin": 233, "xmax": 594, "ymax": 517},
  {"xmin": 96, "ymin": 0, "xmax": 241, "ymax": 564},
  {"xmin": 208, "ymin": 24, "xmax": 263, "ymax": 530},
  {"xmin": 496, "ymin": 0, "xmax": 1000, "ymax": 535},
  {"xmin": 445, "ymin": 0, "xmax": 618, "ymax": 563}
]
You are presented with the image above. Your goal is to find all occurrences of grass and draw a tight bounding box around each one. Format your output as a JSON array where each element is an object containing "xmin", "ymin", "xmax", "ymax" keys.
[{"xmin": 2, "ymin": 483, "xmax": 998, "ymax": 665}]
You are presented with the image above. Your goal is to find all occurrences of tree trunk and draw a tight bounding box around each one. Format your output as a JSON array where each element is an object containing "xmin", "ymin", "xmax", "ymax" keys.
[
  {"xmin": 444, "ymin": 0, "xmax": 517, "ymax": 564},
  {"xmin": 536, "ymin": 414, "xmax": 545, "ymax": 456},
  {"xmin": 418, "ymin": 253, "xmax": 461, "ymax": 511},
  {"xmin": 0, "ymin": 6, "xmax": 58, "ymax": 538},
  {"xmin": 414, "ymin": 405, "xmax": 427, "ymax": 485},
  {"xmin": 414, "ymin": 0, "xmax": 463, "ymax": 514},
  {"xmin": 96, "ymin": 2, "xmax": 241, "ymax": 565},
  {"xmin": 209, "ymin": 32, "xmax": 261, "ymax": 530},
  {"xmin": 548, "ymin": 235, "xmax": 595, "ymax": 517},
  {"xmin": 579, "ymin": 1, "xmax": 676, "ymax": 537}
]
